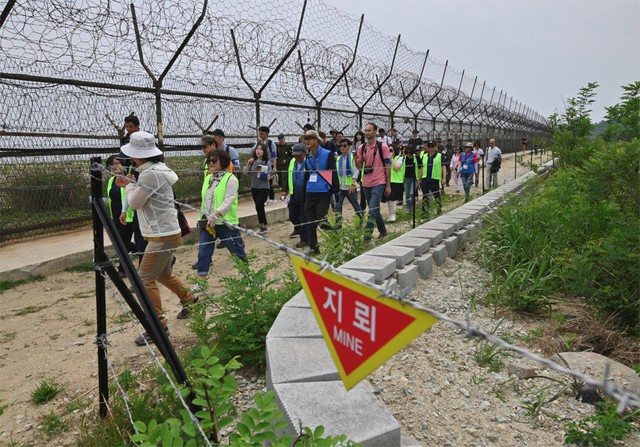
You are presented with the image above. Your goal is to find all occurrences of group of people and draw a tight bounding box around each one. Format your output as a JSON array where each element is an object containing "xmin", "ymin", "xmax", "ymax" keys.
[{"xmin": 104, "ymin": 113, "xmax": 504, "ymax": 346}]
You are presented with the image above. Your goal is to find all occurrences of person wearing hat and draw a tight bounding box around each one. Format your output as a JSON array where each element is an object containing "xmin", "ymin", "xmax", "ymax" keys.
[
  {"xmin": 287, "ymin": 143, "xmax": 309, "ymax": 247},
  {"xmin": 335, "ymin": 138, "xmax": 364, "ymax": 228},
  {"xmin": 276, "ymin": 133, "xmax": 292, "ymax": 199},
  {"xmin": 418, "ymin": 139, "xmax": 445, "ymax": 217},
  {"xmin": 407, "ymin": 129, "xmax": 423, "ymax": 149},
  {"xmin": 460, "ymin": 142, "xmax": 477, "ymax": 201},
  {"xmin": 121, "ymin": 131, "xmax": 197, "ymax": 346},
  {"xmin": 302, "ymin": 129, "xmax": 338, "ymax": 255}
]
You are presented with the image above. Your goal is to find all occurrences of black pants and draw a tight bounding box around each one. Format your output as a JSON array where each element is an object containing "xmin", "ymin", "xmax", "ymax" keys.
[
  {"xmin": 268, "ymin": 183, "xmax": 275, "ymax": 201},
  {"xmin": 445, "ymin": 165, "xmax": 452, "ymax": 186},
  {"xmin": 114, "ymin": 220, "xmax": 135, "ymax": 272},
  {"xmin": 132, "ymin": 214, "xmax": 147, "ymax": 265},
  {"xmin": 304, "ymin": 191, "xmax": 332, "ymax": 251},
  {"xmin": 288, "ymin": 194, "xmax": 308, "ymax": 243},
  {"xmin": 420, "ymin": 179, "xmax": 442, "ymax": 215},
  {"xmin": 251, "ymin": 188, "xmax": 269, "ymax": 226}
]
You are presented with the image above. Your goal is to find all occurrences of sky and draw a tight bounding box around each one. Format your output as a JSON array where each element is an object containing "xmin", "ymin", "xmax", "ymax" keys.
[{"xmin": 328, "ymin": 0, "xmax": 640, "ymax": 122}]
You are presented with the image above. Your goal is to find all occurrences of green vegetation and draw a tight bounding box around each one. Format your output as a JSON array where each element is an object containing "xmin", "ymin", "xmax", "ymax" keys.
[
  {"xmin": 481, "ymin": 82, "xmax": 640, "ymax": 335},
  {"xmin": 64, "ymin": 262, "xmax": 95, "ymax": 273},
  {"xmin": 39, "ymin": 411, "xmax": 69, "ymax": 438},
  {"xmin": 31, "ymin": 380, "xmax": 62, "ymax": 405},
  {"xmin": 198, "ymin": 255, "xmax": 300, "ymax": 367},
  {"xmin": 565, "ymin": 400, "xmax": 639, "ymax": 446},
  {"xmin": 0, "ymin": 275, "xmax": 45, "ymax": 294}
]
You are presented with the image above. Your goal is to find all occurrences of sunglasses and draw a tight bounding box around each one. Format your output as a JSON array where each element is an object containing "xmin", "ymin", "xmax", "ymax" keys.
[
  {"xmin": 207, "ymin": 159, "xmax": 218, "ymax": 164},
  {"xmin": 340, "ymin": 144, "xmax": 349, "ymax": 148}
]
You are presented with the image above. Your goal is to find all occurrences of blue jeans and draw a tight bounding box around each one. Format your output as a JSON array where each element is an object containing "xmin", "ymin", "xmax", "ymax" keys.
[
  {"xmin": 462, "ymin": 173, "xmax": 474, "ymax": 200},
  {"xmin": 403, "ymin": 178, "xmax": 417, "ymax": 215},
  {"xmin": 335, "ymin": 188, "xmax": 364, "ymax": 227},
  {"xmin": 363, "ymin": 184, "xmax": 387, "ymax": 237},
  {"xmin": 197, "ymin": 225, "xmax": 247, "ymax": 276}
]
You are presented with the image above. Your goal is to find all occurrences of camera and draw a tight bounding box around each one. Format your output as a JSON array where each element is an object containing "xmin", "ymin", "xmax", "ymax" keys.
[
  {"xmin": 197, "ymin": 219, "xmax": 208, "ymax": 229},
  {"xmin": 363, "ymin": 166, "xmax": 373, "ymax": 175}
]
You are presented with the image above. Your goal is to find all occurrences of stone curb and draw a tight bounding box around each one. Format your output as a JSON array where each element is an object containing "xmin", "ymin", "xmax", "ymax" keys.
[{"xmin": 266, "ymin": 171, "xmax": 540, "ymax": 446}]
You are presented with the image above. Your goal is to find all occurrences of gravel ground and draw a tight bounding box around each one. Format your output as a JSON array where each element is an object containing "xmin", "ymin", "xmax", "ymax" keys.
[{"xmin": 369, "ymin": 241, "xmax": 639, "ymax": 446}]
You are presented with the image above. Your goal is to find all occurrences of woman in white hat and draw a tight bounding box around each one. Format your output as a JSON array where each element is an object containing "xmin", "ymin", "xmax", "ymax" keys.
[{"xmin": 121, "ymin": 131, "xmax": 197, "ymax": 346}]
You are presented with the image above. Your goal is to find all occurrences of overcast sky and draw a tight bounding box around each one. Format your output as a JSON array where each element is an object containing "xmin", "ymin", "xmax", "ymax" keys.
[{"xmin": 329, "ymin": 0, "xmax": 640, "ymax": 122}]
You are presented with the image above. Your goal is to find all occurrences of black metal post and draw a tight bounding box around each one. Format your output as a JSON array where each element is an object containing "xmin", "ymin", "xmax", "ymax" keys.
[
  {"xmin": 90, "ymin": 157, "xmax": 109, "ymax": 419},
  {"xmin": 481, "ymin": 155, "xmax": 485, "ymax": 194}
]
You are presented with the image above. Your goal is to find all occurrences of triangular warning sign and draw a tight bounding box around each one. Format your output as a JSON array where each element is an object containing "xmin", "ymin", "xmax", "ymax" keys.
[
  {"xmin": 318, "ymin": 169, "xmax": 333, "ymax": 186},
  {"xmin": 290, "ymin": 255, "xmax": 439, "ymax": 390}
]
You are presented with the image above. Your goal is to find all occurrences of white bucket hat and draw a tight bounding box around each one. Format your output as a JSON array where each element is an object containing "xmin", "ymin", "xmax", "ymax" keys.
[{"xmin": 120, "ymin": 131, "xmax": 163, "ymax": 159}]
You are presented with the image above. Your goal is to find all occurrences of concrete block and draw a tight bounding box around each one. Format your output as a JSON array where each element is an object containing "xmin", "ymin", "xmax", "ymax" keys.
[
  {"xmin": 444, "ymin": 236, "xmax": 458, "ymax": 258},
  {"xmin": 266, "ymin": 338, "xmax": 338, "ymax": 388},
  {"xmin": 267, "ymin": 307, "xmax": 321, "ymax": 339},
  {"xmin": 457, "ymin": 228, "xmax": 468, "ymax": 250},
  {"xmin": 274, "ymin": 381, "xmax": 401, "ymax": 446},
  {"xmin": 367, "ymin": 245, "xmax": 415, "ymax": 269},
  {"xmin": 446, "ymin": 211, "xmax": 474, "ymax": 226},
  {"xmin": 432, "ymin": 245, "xmax": 447, "ymax": 266},
  {"xmin": 396, "ymin": 265, "xmax": 418, "ymax": 291},
  {"xmin": 430, "ymin": 216, "xmax": 464, "ymax": 231},
  {"xmin": 385, "ymin": 236, "xmax": 430, "ymax": 256},
  {"xmin": 403, "ymin": 228, "xmax": 442, "ymax": 246},
  {"xmin": 284, "ymin": 290, "xmax": 311, "ymax": 309},
  {"xmin": 421, "ymin": 221, "xmax": 455, "ymax": 237},
  {"xmin": 466, "ymin": 223, "xmax": 479, "ymax": 242},
  {"xmin": 341, "ymin": 255, "xmax": 396, "ymax": 282},
  {"xmin": 376, "ymin": 277, "xmax": 397, "ymax": 294},
  {"xmin": 335, "ymin": 268, "xmax": 376, "ymax": 285},
  {"xmin": 415, "ymin": 253, "xmax": 433, "ymax": 279}
]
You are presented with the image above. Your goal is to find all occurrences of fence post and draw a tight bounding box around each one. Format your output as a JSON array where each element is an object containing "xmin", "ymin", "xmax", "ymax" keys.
[{"xmin": 90, "ymin": 157, "xmax": 109, "ymax": 419}]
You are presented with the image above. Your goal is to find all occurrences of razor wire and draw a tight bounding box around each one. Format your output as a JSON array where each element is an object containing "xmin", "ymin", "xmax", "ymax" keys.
[{"xmin": 87, "ymin": 161, "xmax": 640, "ymax": 411}]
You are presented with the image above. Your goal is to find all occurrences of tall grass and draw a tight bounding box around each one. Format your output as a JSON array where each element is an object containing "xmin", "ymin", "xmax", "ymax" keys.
[{"xmin": 480, "ymin": 139, "xmax": 640, "ymax": 334}]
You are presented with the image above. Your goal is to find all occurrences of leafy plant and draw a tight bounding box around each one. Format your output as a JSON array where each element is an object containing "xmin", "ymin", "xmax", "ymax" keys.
[
  {"xmin": 39, "ymin": 411, "xmax": 68, "ymax": 438},
  {"xmin": 473, "ymin": 320, "xmax": 510, "ymax": 372},
  {"xmin": 319, "ymin": 212, "xmax": 372, "ymax": 266},
  {"xmin": 205, "ymin": 255, "xmax": 300, "ymax": 367},
  {"xmin": 0, "ymin": 275, "xmax": 45, "ymax": 294},
  {"xmin": 31, "ymin": 380, "xmax": 62, "ymax": 404},
  {"xmin": 564, "ymin": 400, "xmax": 638, "ymax": 446}
]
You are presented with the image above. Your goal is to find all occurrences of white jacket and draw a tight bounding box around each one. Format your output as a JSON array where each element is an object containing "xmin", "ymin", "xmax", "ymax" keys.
[{"xmin": 125, "ymin": 162, "xmax": 180, "ymax": 238}]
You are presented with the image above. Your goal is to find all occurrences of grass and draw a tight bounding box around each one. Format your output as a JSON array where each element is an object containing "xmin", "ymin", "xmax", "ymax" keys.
[
  {"xmin": 13, "ymin": 304, "xmax": 48, "ymax": 317},
  {"xmin": 64, "ymin": 262, "xmax": 95, "ymax": 273},
  {"xmin": 31, "ymin": 380, "xmax": 62, "ymax": 405},
  {"xmin": 39, "ymin": 411, "xmax": 68, "ymax": 438},
  {"xmin": 0, "ymin": 275, "xmax": 45, "ymax": 294},
  {"xmin": 0, "ymin": 331, "xmax": 17, "ymax": 344}
]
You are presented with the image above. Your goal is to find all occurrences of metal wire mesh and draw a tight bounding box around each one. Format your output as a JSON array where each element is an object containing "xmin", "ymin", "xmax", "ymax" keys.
[{"xmin": 0, "ymin": 0, "xmax": 548, "ymax": 242}]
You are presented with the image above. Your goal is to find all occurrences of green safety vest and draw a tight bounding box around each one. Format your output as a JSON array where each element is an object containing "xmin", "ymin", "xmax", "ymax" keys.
[
  {"xmin": 213, "ymin": 172, "xmax": 238, "ymax": 225},
  {"xmin": 288, "ymin": 158, "xmax": 296, "ymax": 194},
  {"xmin": 106, "ymin": 177, "xmax": 134, "ymax": 222},
  {"xmin": 336, "ymin": 153, "xmax": 356, "ymax": 187},
  {"xmin": 390, "ymin": 155, "xmax": 404, "ymax": 184},
  {"xmin": 201, "ymin": 173, "xmax": 213, "ymax": 210},
  {"xmin": 420, "ymin": 152, "xmax": 443, "ymax": 180}
]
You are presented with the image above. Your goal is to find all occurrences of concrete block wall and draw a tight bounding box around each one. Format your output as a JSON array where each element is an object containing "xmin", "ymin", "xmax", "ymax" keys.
[{"xmin": 266, "ymin": 171, "xmax": 538, "ymax": 446}]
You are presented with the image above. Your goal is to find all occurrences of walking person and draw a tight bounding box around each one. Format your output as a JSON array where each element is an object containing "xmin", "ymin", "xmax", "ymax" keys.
[
  {"xmin": 196, "ymin": 148, "xmax": 247, "ymax": 280},
  {"xmin": 460, "ymin": 142, "xmax": 477, "ymax": 202},
  {"xmin": 353, "ymin": 130, "xmax": 367, "ymax": 211},
  {"xmin": 355, "ymin": 122, "xmax": 391, "ymax": 240},
  {"xmin": 251, "ymin": 126, "xmax": 278, "ymax": 203},
  {"xmin": 450, "ymin": 146, "xmax": 463, "ymax": 193},
  {"xmin": 120, "ymin": 131, "xmax": 197, "ymax": 346},
  {"xmin": 105, "ymin": 155, "xmax": 135, "ymax": 277},
  {"xmin": 387, "ymin": 144, "xmax": 405, "ymax": 222},
  {"xmin": 244, "ymin": 142, "xmax": 271, "ymax": 233},
  {"xmin": 485, "ymin": 138, "xmax": 502, "ymax": 188},
  {"xmin": 302, "ymin": 130, "xmax": 338, "ymax": 256},
  {"xmin": 402, "ymin": 145, "xmax": 420, "ymax": 216},
  {"xmin": 287, "ymin": 143, "xmax": 309, "ymax": 248},
  {"xmin": 472, "ymin": 141, "xmax": 483, "ymax": 187},
  {"xmin": 418, "ymin": 140, "xmax": 445, "ymax": 217},
  {"xmin": 335, "ymin": 138, "xmax": 364, "ymax": 228}
]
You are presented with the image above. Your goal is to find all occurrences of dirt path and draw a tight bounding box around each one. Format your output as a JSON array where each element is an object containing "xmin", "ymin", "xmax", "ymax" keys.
[{"xmin": 0, "ymin": 154, "xmax": 550, "ymax": 446}]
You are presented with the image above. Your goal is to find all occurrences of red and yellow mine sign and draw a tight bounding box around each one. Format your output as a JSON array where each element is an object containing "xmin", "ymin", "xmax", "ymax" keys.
[{"xmin": 290, "ymin": 255, "xmax": 440, "ymax": 390}]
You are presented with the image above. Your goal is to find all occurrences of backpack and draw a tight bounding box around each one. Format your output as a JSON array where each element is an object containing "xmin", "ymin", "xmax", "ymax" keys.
[
  {"xmin": 491, "ymin": 154, "xmax": 502, "ymax": 173},
  {"xmin": 359, "ymin": 141, "xmax": 385, "ymax": 168}
]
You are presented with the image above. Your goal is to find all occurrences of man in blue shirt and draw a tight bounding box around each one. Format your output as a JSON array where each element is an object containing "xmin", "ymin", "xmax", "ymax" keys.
[{"xmin": 302, "ymin": 130, "xmax": 338, "ymax": 256}]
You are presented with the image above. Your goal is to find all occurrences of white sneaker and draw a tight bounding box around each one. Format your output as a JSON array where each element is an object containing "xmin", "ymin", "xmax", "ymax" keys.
[{"xmin": 388, "ymin": 214, "xmax": 397, "ymax": 222}]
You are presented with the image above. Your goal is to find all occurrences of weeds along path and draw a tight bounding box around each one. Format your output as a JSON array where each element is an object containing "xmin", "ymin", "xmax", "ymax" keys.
[{"xmin": 0, "ymin": 152, "xmax": 543, "ymax": 445}]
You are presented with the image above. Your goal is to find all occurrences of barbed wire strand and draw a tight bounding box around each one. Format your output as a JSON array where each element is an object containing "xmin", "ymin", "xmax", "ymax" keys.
[{"xmin": 90, "ymin": 162, "xmax": 640, "ymax": 409}]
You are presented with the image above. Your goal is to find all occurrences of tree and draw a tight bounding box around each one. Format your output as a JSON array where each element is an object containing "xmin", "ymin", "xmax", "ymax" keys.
[{"xmin": 602, "ymin": 81, "xmax": 640, "ymax": 141}]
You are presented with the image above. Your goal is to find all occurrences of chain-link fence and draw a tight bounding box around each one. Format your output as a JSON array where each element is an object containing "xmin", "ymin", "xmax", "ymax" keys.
[{"xmin": 0, "ymin": 0, "xmax": 549, "ymax": 242}]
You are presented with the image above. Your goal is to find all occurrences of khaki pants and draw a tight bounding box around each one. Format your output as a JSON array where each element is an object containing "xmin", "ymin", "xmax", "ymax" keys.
[{"xmin": 138, "ymin": 234, "xmax": 194, "ymax": 325}]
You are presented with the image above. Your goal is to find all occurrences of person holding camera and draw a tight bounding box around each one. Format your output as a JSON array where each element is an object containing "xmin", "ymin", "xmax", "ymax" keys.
[
  {"xmin": 244, "ymin": 142, "xmax": 271, "ymax": 233},
  {"xmin": 121, "ymin": 131, "xmax": 196, "ymax": 346},
  {"xmin": 196, "ymin": 148, "xmax": 247, "ymax": 279},
  {"xmin": 355, "ymin": 122, "xmax": 391, "ymax": 240}
]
